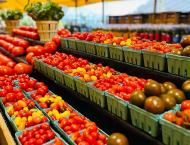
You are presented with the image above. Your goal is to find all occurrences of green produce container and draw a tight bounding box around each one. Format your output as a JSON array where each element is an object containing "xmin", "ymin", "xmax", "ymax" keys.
[
  {"xmin": 33, "ymin": 58, "xmax": 42, "ymax": 71},
  {"xmin": 128, "ymin": 103, "xmax": 160, "ymax": 137},
  {"xmin": 76, "ymin": 40, "xmax": 86, "ymax": 52},
  {"xmin": 123, "ymin": 47, "xmax": 143, "ymax": 65},
  {"xmin": 95, "ymin": 43, "xmax": 109, "ymax": 58},
  {"xmin": 142, "ymin": 50, "xmax": 166, "ymax": 71},
  {"xmin": 84, "ymin": 41, "xmax": 96, "ymax": 54},
  {"xmin": 39, "ymin": 61, "xmax": 48, "ymax": 76},
  {"xmin": 60, "ymin": 37, "xmax": 69, "ymax": 49},
  {"xmin": 54, "ymin": 67, "xmax": 65, "ymax": 86},
  {"xmin": 45, "ymin": 64, "xmax": 55, "ymax": 80},
  {"xmin": 87, "ymin": 84, "xmax": 106, "ymax": 108},
  {"xmin": 74, "ymin": 78, "xmax": 90, "ymax": 98},
  {"xmin": 160, "ymin": 110, "xmax": 190, "ymax": 145},
  {"xmin": 109, "ymin": 45, "xmax": 124, "ymax": 61},
  {"xmin": 167, "ymin": 53, "xmax": 190, "ymax": 78},
  {"xmin": 63, "ymin": 73, "xmax": 76, "ymax": 90},
  {"xmin": 67, "ymin": 38, "xmax": 77, "ymax": 50},
  {"xmin": 105, "ymin": 92, "xmax": 129, "ymax": 120}
]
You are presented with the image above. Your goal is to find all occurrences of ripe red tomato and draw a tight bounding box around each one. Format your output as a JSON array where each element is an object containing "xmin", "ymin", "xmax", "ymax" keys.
[
  {"xmin": 0, "ymin": 66, "xmax": 14, "ymax": 76},
  {"xmin": 11, "ymin": 46, "xmax": 25, "ymax": 56},
  {"xmin": 52, "ymin": 35, "xmax": 61, "ymax": 46},
  {"xmin": 14, "ymin": 63, "xmax": 32, "ymax": 74},
  {"xmin": 181, "ymin": 100, "xmax": 190, "ymax": 111},
  {"xmin": 44, "ymin": 41, "xmax": 57, "ymax": 53},
  {"xmin": 26, "ymin": 52, "xmax": 35, "ymax": 64}
]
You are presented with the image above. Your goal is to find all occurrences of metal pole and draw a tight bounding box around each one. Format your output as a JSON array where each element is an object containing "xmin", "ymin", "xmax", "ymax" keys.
[
  {"xmin": 102, "ymin": 0, "xmax": 105, "ymax": 24},
  {"xmin": 153, "ymin": 0, "xmax": 157, "ymax": 23},
  {"xmin": 75, "ymin": 0, "xmax": 78, "ymax": 24}
]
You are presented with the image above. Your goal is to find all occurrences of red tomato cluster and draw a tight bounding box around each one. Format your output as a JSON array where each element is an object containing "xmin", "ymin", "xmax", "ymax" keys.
[
  {"xmin": 57, "ymin": 29, "xmax": 72, "ymax": 38},
  {"xmin": 164, "ymin": 100, "xmax": 190, "ymax": 127},
  {"xmin": 18, "ymin": 123, "xmax": 56, "ymax": 145},
  {"xmin": 49, "ymin": 137, "xmax": 65, "ymax": 145},
  {"xmin": 71, "ymin": 125, "xmax": 107, "ymax": 145},
  {"xmin": 0, "ymin": 34, "xmax": 29, "ymax": 56},
  {"xmin": 12, "ymin": 26, "xmax": 39, "ymax": 40}
]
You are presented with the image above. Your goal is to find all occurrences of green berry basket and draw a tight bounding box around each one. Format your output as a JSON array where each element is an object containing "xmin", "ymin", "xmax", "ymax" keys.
[
  {"xmin": 128, "ymin": 103, "xmax": 161, "ymax": 137},
  {"xmin": 109, "ymin": 45, "xmax": 124, "ymax": 61},
  {"xmin": 160, "ymin": 110, "xmax": 190, "ymax": 145},
  {"xmin": 87, "ymin": 83, "xmax": 106, "ymax": 108},
  {"xmin": 105, "ymin": 92, "xmax": 129, "ymax": 120},
  {"xmin": 54, "ymin": 67, "xmax": 65, "ymax": 86},
  {"xmin": 142, "ymin": 50, "xmax": 166, "ymax": 71},
  {"xmin": 95, "ymin": 43, "xmax": 109, "ymax": 58},
  {"xmin": 63, "ymin": 73, "xmax": 77, "ymax": 90},
  {"xmin": 123, "ymin": 47, "xmax": 143, "ymax": 65},
  {"xmin": 67, "ymin": 38, "xmax": 77, "ymax": 50},
  {"xmin": 167, "ymin": 53, "xmax": 190, "ymax": 78},
  {"xmin": 45, "ymin": 64, "xmax": 56, "ymax": 80},
  {"xmin": 84, "ymin": 41, "xmax": 96, "ymax": 54},
  {"xmin": 74, "ymin": 78, "xmax": 91, "ymax": 98},
  {"xmin": 33, "ymin": 58, "xmax": 43, "ymax": 72},
  {"xmin": 60, "ymin": 37, "xmax": 69, "ymax": 49},
  {"xmin": 75, "ymin": 40, "xmax": 86, "ymax": 52}
]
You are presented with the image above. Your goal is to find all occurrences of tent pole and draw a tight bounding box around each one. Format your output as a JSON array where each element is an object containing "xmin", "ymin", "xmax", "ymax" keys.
[
  {"xmin": 102, "ymin": 0, "xmax": 105, "ymax": 24},
  {"xmin": 75, "ymin": 0, "xmax": 78, "ymax": 24},
  {"xmin": 153, "ymin": 0, "xmax": 157, "ymax": 23}
]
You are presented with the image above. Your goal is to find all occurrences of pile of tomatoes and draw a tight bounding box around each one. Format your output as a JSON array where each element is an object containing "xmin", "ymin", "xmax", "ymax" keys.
[
  {"xmin": 12, "ymin": 26, "xmax": 40, "ymax": 40},
  {"xmin": 0, "ymin": 34, "xmax": 29, "ymax": 56}
]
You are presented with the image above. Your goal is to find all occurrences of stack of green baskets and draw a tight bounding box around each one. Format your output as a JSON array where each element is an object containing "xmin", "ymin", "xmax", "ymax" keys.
[
  {"xmin": 109, "ymin": 45, "xmax": 124, "ymax": 61},
  {"xmin": 95, "ymin": 43, "xmax": 109, "ymax": 58},
  {"xmin": 85, "ymin": 41, "xmax": 96, "ymax": 54},
  {"xmin": 128, "ymin": 104, "xmax": 161, "ymax": 137},
  {"xmin": 75, "ymin": 78, "xmax": 91, "ymax": 98},
  {"xmin": 167, "ymin": 53, "xmax": 190, "ymax": 78},
  {"xmin": 123, "ymin": 47, "xmax": 143, "ymax": 65},
  {"xmin": 105, "ymin": 92, "xmax": 129, "ymax": 120},
  {"xmin": 75, "ymin": 40, "xmax": 86, "ymax": 52},
  {"xmin": 60, "ymin": 38, "xmax": 69, "ymax": 49},
  {"xmin": 160, "ymin": 110, "xmax": 190, "ymax": 145},
  {"xmin": 67, "ymin": 38, "xmax": 77, "ymax": 50},
  {"xmin": 33, "ymin": 58, "xmax": 43, "ymax": 72},
  {"xmin": 142, "ymin": 50, "xmax": 166, "ymax": 71},
  {"xmin": 63, "ymin": 73, "xmax": 77, "ymax": 90},
  {"xmin": 53, "ymin": 68, "xmax": 65, "ymax": 86}
]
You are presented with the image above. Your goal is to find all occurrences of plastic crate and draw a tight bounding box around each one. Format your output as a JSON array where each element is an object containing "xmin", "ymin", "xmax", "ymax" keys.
[
  {"xmin": 142, "ymin": 50, "xmax": 166, "ymax": 71},
  {"xmin": 123, "ymin": 47, "xmax": 143, "ymax": 65},
  {"xmin": 75, "ymin": 78, "xmax": 90, "ymax": 98},
  {"xmin": 105, "ymin": 92, "xmax": 129, "ymax": 120},
  {"xmin": 67, "ymin": 38, "xmax": 77, "ymax": 50},
  {"xmin": 76, "ymin": 40, "xmax": 86, "ymax": 52},
  {"xmin": 167, "ymin": 53, "xmax": 190, "ymax": 78},
  {"xmin": 160, "ymin": 110, "xmax": 190, "ymax": 145},
  {"xmin": 15, "ymin": 122, "xmax": 67, "ymax": 145},
  {"xmin": 88, "ymin": 84, "xmax": 106, "ymax": 108},
  {"xmin": 60, "ymin": 37, "xmax": 69, "ymax": 49},
  {"xmin": 95, "ymin": 43, "xmax": 109, "ymax": 58},
  {"xmin": 109, "ymin": 45, "xmax": 124, "ymax": 61},
  {"xmin": 63, "ymin": 73, "xmax": 76, "ymax": 90},
  {"xmin": 54, "ymin": 68, "xmax": 65, "ymax": 85},
  {"xmin": 128, "ymin": 103, "xmax": 160, "ymax": 137},
  {"xmin": 85, "ymin": 41, "xmax": 96, "ymax": 54}
]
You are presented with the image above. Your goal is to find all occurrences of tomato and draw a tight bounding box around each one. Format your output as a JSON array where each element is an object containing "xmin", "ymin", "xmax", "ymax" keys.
[
  {"xmin": 14, "ymin": 63, "xmax": 32, "ymax": 74},
  {"xmin": 11, "ymin": 46, "xmax": 25, "ymax": 56},
  {"xmin": 44, "ymin": 41, "xmax": 57, "ymax": 53},
  {"xmin": 78, "ymin": 141, "xmax": 90, "ymax": 145},
  {"xmin": 35, "ymin": 82, "xmax": 45, "ymax": 89},
  {"xmin": 18, "ymin": 40, "xmax": 29, "ymax": 48},
  {"xmin": 26, "ymin": 52, "xmax": 35, "ymax": 64},
  {"xmin": 6, "ymin": 61, "xmax": 16, "ymax": 68},
  {"xmin": 0, "ymin": 66, "xmax": 14, "ymax": 76},
  {"xmin": 52, "ymin": 35, "xmax": 61, "ymax": 46},
  {"xmin": 181, "ymin": 100, "xmax": 190, "ymax": 111},
  {"xmin": 41, "ymin": 124, "xmax": 50, "ymax": 130},
  {"xmin": 35, "ymin": 138, "xmax": 44, "ymax": 144},
  {"xmin": 181, "ymin": 109, "xmax": 190, "ymax": 122},
  {"xmin": 0, "ymin": 53, "xmax": 13, "ymax": 65},
  {"xmin": 47, "ymin": 131, "xmax": 55, "ymax": 140}
]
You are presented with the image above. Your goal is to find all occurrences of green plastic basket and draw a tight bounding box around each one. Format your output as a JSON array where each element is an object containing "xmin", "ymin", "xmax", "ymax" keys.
[
  {"xmin": 63, "ymin": 73, "xmax": 76, "ymax": 90},
  {"xmin": 142, "ymin": 50, "xmax": 166, "ymax": 71},
  {"xmin": 109, "ymin": 45, "xmax": 124, "ymax": 61},
  {"xmin": 167, "ymin": 53, "xmax": 190, "ymax": 78},
  {"xmin": 95, "ymin": 43, "xmax": 109, "ymax": 58},
  {"xmin": 45, "ymin": 64, "xmax": 55, "ymax": 80},
  {"xmin": 87, "ymin": 84, "xmax": 106, "ymax": 108},
  {"xmin": 123, "ymin": 47, "xmax": 143, "ymax": 65},
  {"xmin": 84, "ymin": 41, "xmax": 96, "ymax": 54},
  {"xmin": 160, "ymin": 110, "xmax": 190, "ymax": 145},
  {"xmin": 33, "ymin": 58, "xmax": 42, "ymax": 71},
  {"xmin": 76, "ymin": 40, "xmax": 86, "ymax": 52},
  {"xmin": 54, "ymin": 67, "xmax": 65, "ymax": 85},
  {"xmin": 61, "ymin": 38, "xmax": 69, "ymax": 49},
  {"xmin": 105, "ymin": 92, "xmax": 129, "ymax": 120},
  {"xmin": 74, "ymin": 78, "xmax": 90, "ymax": 98},
  {"xmin": 67, "ymin": 38, "xmax": 77, "ymax": 50},
  {"xmin": 128, "ymin": 103, "xmax": 160, "ymax": 137},
  {"xmin": 39, "ymin": 61, "xmax": 48, "ymax": 76}
]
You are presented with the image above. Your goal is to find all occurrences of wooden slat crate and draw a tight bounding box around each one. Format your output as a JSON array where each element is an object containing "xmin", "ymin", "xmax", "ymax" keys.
[
  {"xmin": 163, "ymin": 12, "xmax": 180, "ymax": 24},
  {"xmin": 131, "ymin": 14, "xmax": 143, "ymax": 24}
]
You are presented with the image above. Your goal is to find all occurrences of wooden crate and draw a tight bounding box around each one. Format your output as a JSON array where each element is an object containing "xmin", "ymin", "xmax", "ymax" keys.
[
  {"xmin": 0, "ymin": 113, "xmax": 16, "ymax": 145},
  {"xmin": 148, "ymin": 13, "xmax": 165, "ymax": 24},
  {"xmin": 131, "ymin": 14, "xmax": 143, "ymax": 24},
  {"xmin": 163, "ymin": 12, "xmax": 180, "ymax": 24},
  {"xmin": 179, "ymin": 12, "xmax": 189, "ymax": 24}
]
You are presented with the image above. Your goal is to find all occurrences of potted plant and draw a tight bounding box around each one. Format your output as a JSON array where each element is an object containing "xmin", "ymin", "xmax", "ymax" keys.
[
  {"xmin": 25, "ymin": 1, "xmax": 64, "ymax": 42},
  {"xmin": 0, "ymin": 9, "xmax": 23, "ymax": 33}
]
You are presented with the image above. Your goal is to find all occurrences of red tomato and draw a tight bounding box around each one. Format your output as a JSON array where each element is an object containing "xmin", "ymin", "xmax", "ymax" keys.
[
  {"xmin": 0, "ymin": 66, "xmax": 14, "ymax": 76},
  {"xmin": 181, "ymin": 100, "xmax": 190, "ymax": 111},
  {"xmin": 78, "ymin": 141, "xmax": 90, "ymax": 145},
  {"xmin": 14, "ymin": 63, "xmax": 32, "ymax": 74},
  {"xmin": 6, "ymin": 61, "xmax": 16, "ymax": 68},
  {"xmin": 52, "ymin": 35, "xmax": 61, "ymax": 46},
  {"xmin": 182, "ymin": 109, "xmax": 190, "ymax": 122},
  {"xmin": 44, "ymin": 41, "xmax": 57, "ymax": 53},
  {"xmin": 26, "ymin": 52, "xmax": 35, "ymax": 64},
  {"xmin": 11, "ymin": 46, "xmax": 25, "ymax": 56}
]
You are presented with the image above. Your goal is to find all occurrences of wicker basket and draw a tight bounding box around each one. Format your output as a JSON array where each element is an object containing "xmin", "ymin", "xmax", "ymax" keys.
[
  {"xmin": 5, "ymin": 20, "xmax": 19, "ymax": 34},
  {"xmin": 36, "ymin": 21, "xmax": 58, "ymax": 42}
]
